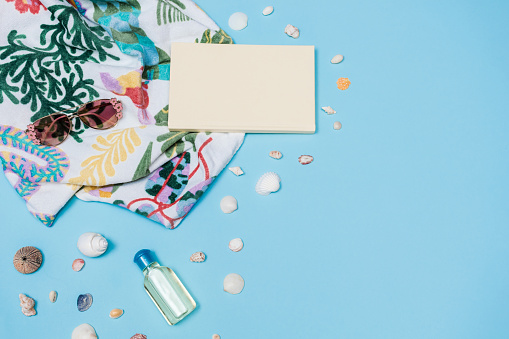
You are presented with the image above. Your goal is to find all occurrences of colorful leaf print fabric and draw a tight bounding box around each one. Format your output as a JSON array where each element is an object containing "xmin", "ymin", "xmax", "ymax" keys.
[{"xmin": 0, "ymin": 0, "xmax": 244, "ymax": 228}]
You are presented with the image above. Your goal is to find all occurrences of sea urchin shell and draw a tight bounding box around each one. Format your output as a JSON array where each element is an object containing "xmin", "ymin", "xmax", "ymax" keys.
[{"xmin": 13, "ymin": 246, "xmax": 42, "ymax": 274}]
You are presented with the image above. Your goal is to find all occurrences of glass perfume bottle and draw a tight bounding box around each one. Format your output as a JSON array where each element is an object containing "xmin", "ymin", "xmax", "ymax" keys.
[{"xmin": 134, "ymin": 249, "xmax": 196, "ymax": 325}]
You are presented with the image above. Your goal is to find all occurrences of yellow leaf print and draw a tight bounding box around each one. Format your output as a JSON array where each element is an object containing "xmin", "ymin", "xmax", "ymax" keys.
[{"xmin": 69, "ymin": 128, "xmax": 142, "ymax": 186}]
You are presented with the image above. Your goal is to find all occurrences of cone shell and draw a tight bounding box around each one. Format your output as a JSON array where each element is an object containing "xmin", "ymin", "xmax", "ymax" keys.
[
  {"xmin": 229, "ymin": 238, "xmax": 244, "ymax": 252},
  {"xmin": 19, "ymin": 293, "xmax": 36, "ymax": 317},
  {"xmin": 298, "ymin": 155, "xmax": 314, "ymax": 165},
  {"xmin": 255, "ymin": 172, "xmax": 281, "ymax": 195},
  {"xmin": 229, "ymin": 166, "xmax": 244, "ymax": 176},
  {"xmin": 321, "ymin": 106, "xmax": 336, "ymax": 115},
  {"xmin": 223, "ymin": 273, "xmax": 245, "ymax": 294},
  {"xmin": 13, "ymin": 246, "xmax": 42, "ymax": 274},
  {"xmin": 73, "ymin": 258, "xmax": 85, "ymax": 272},
  {"xmin": 284, "ymin": 24, "xmax": 299, "ymax": 38},
  {"xmin": 109, "ymin": 308, "xmax": 124, "ymax": 319},
  {"xmin": 190, "ymin": 251, "xmax": 206, "ymax": 263},
  {"xmin": 269, "ymin": 151, "xmax": 282, "ymax": 159}
]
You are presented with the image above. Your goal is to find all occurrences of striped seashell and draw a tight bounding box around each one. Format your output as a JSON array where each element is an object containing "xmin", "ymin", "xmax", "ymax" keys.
[
  {"xmin": 321, "ymin": 106, "xmax": 336, "ymax": 115},
  {"xmin": 13, "ymin": 246, "xmax": 43, "ymax": 274},
  {"xmin": 298, "ymin": 155, "xmax": 314, "ymax": 165},
  {"xmin": 269, "ymin": 151, "xmax": 282, "ymax": 159}
]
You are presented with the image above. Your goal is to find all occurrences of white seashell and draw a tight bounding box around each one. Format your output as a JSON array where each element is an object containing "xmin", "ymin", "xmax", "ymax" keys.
[
  {"xmin": 223, "ymin": 273, "xmax": 245, "ymax": 294},
  {"xmin": 331, "ymin": 54, "xmax": 344, "ymax": 64},
  {"xmin": 333, "ymin": 121, "xmax": 342, "ymax": 130},
  {"xmin": 77, "ymin": 232, "xmax": 108, "ymax": 257},
  {"xmin": 228, "ymin": 12, "xmax": 248, "ymax": 31},
  {"xmin": 220, "ymin": 196, "xmax": 238, "ymax": 214},
  {"xmin": 190, "ymin": 251, "xmax": 206, "ymax": 263},
  {"xmin": 49, "ymin": 290, "xmax": 57, "ymax": 303},
  {"xmin": 229, "ymin": 238, "xmax": 244, "ymax": 252},
  {"xmin": 255, "ymin": 172, "xmax": 281, "ymax": 195},
  {"xmin": 298, "ymin": 155, "xmax": 314, "ymax": 165},
  {"xmin": 262, "ymin": 6, "xmax": 273, "ymax": 15},
  {"xmin": 19, "ymin": 294, "xmax": 36, "ymax": 316},
  {"xmin": 284, "ymin": 24, "xmax": 299, "ymax": 38},
  {"xmin": 321, "ymin": 106, "xmax": 336, "ymax": 115},
  {"xmin": 212, "ymin": 335, "xmax": 221, "ymax": 339},
  {"xmin": 269, "ymin": 151, "xmax": 282, "ymax": 159},
  {"xmin": 72, "ymin": 323, "xmax": 97, "ymax": 339},
  {"xmin": 229, "ymin": 166, "xmax": 244, "ymax": 176}
]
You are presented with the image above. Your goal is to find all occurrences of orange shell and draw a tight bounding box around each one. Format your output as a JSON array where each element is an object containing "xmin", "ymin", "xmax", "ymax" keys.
[{"xmin": 336, "ymin": 78, "xmax": 351, "ymax": 90}]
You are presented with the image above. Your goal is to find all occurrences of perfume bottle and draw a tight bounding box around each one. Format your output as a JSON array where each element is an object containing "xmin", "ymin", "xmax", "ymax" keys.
[{"xmin": 134, "ymin": 249, "xmax": 196, "ymax": 325}]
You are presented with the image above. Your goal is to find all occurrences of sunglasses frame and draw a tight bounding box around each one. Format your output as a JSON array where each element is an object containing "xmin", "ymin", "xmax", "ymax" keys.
[{"xmin": 26, "ymin": 98, "xmax": 123, "ymax": 146}]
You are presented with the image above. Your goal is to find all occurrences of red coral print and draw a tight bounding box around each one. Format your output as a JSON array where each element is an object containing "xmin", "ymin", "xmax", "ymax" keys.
[{"xmin": 6, "ymin": 0, "xmax": 47, "ymax": 14}]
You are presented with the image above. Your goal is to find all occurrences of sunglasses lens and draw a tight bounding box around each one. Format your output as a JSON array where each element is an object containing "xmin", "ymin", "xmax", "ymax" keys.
[
  {"xmin": 33, "ymin": 114, "xmax": 71, "ymax": 146},
  {"xmin": 78, "ymin": 99, "xmax": 118, "ymax": 130}
]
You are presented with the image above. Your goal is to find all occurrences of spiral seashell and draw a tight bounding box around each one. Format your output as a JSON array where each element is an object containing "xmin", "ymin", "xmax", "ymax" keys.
[
  {"xmin": 331, "ymin": 54, "xmax": 344, "ymax": 64},
  {"xmin": 77, "ymin": 233, "xmax": 108, "ymax": 257},
  {"xmin": 190, "ymin": 251, "xmax": 206, "ymax": 263},
  {"xmin": 321, "ymin": 106, "xmax": 336, "ymax": 115},
  {"xmin": 13, "ymin": 246, "xmax": 42, "ymax": 274},
  {"xmin": 229, "ymin": 166, "xmax": 244, "ymax": 176},
  {"xmin": 49, "ymin": 290, "xmax": 57, "ymax": 303},
  {"xmin": 269, "ymin": 151, "xmax": 282, "ymax": 159},
  {"xmin": 223, "ymin": 273, "xmax": 245, "ymax": 294},
  {"xmin": 298, "ymin": 155, "xmax": 314, "ymax": 165},
  {"xmin": 229, "ymin": 238, "xmax": 244, "ymax": 252},
  {"xmin": 220, "ymin": 196, "xmax": 238, "ymax": 213},
  {"xmin": 72, "ymin": 259, "xmax": 85, "ymax": 272},
  {"xmin": 19, "ymin": 294, "xmax": 36, "ymax": 317},
  {"xmin": 72, "ymin": 324, "xmax": 97, "ymax": 339},
  {"xmin": 334, "ymin": 121, "xmax": 342, "ymax": 130},
  {"xmin": 255, "ymin": 172, "xmax": 281, "ymax": 195},
  {"xmin": 262, "ymin": 6, "xmax": 273, "ymax": 15},
  {"xmin": 284, "ymin": 24, "xmax": 299, "ymax": 38}
]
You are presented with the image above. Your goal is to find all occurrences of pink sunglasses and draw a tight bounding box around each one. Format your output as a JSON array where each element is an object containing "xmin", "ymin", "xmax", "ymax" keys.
[{"xmin": 26, "ymin": 98, "xmax": 123, "ymax": 146}]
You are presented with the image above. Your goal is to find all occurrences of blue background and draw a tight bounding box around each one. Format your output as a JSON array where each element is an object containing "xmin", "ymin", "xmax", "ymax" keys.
[{"xmin": 1, "ymin": 0, "xmax": 509, "ymax": 338}]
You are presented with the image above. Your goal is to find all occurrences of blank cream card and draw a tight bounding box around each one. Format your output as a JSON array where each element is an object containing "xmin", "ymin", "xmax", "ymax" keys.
[{"xmin": 168, "ymin": 43, "xmax": 315, "ymax": 133}]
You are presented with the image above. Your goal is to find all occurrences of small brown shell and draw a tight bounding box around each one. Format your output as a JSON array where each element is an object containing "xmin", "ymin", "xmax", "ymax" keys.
[
  {"xmin": 298, "ymin": 155, "xmax": 314, "ymax": 165},
  {"xmin": 269, "ymin": 151, "xmax": 282, "ymax": 159},
  {"xmin": 130, "ymin": 334, "xmax": 147, "ymax": 339},
  {"xmin": 72, "ymin": 258, "xmax": 85, "ymax": 272},
  {"xmin": 190, "ymin": 251, "xmax": 206, "ymax": 263},
  {"xmin": 13, "ymin": 246, "xmax": 42, "ymax": 274},
  {"xmin": 109, "ymin": 308, "xmax": 124, "ymax": 319}
]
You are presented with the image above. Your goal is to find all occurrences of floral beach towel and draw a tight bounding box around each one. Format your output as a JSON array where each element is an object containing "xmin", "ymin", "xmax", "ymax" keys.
[{"xmin": 0, "ymin": 0, "xmax": 244, "ymax": 227}]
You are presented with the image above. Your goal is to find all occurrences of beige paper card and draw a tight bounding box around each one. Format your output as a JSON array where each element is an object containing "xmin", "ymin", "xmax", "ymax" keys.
[{"xmin": 168, "ymin": 43, "xmax": 315, "ymax": 133}]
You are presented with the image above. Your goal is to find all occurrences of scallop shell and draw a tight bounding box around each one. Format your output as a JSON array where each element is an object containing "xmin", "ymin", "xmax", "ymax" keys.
[
  {"xmin": 13, "ymin": 246, "xmax": 42, "ymax": 274},
  {"xmin": 321, "ymin": 106, "xmax": 336, "ymax": 115},
  {"xmin": 220, "ymin": 196, "xmax": 238, "ymax": 213},
  {"xmin": 72, "ymin": 324, "xmax": 97, "ymax": 339},
  {"xmin": 284, "ymin": 24, "xmax": 299, "ymax": 38},
  {"xmin": 77, "ymin": 232, "xmax": 108, "ymax": 257},
  {"xmin": 77, "ymin": 293, "xmax": 93, "ymax": 312},
  {"xmin": 109, "ymin": 308, "xmax": 124, "ymax": 319},
  {"xmin": 19, "ymin": 293, "xmax": 36, "ymax": 317},
  {"xmin": 255, "ymin": 172, "xmax": 281, "ymax": 195},
  {"xmin": 190, "ymin": 251, "xmax": 206, "ymax": 263},
  {"xmin": 269, "ymin": 151, "xmax": 282, "ymax": 159},
  {"xmin": 331, "ymin": 54, "xmax": 344, "ymax": 64},
  {"xmin": 337, "ymin": 77, "xmax": 351, "ymax": 90},
  {"xmin": 298, "ymin": 155, "xmax": 314, "ymax": 165},
  {"xmin": 229, "ymin": 238, "xmax": 244, "ymax": 252},
  {"xmin": 130, "ymin": 334, "xmax": 147, "ymax": 339},
  {"xmin": 333, "ymin": 121, "xmax": 342, "ymax": 130},
  {"xmin": 49, "ymin": 290, "xmax": 57, "ymax": 303},
  {"xmin": 228, "ymin": 12, "xmax": 248, "ymax": 31},
  {"xmin": 262, "ymin": 6, "xmax": 273, "ymax": 15},
  {"xmin": 223, "ymin": 273, "xmax": 245, "ymax": 294},
  {"xmin": 73, "ymin": 258, "xmax": 85, "ymax": 272},
  {"xmin": 229, "ymin": 166, "xmax": 244, "ymax": 176}
]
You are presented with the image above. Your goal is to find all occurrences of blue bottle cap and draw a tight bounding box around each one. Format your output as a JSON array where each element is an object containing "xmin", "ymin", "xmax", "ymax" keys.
[{"xmin": 134, "ymin": 249, "xmax": 156, "ymax": 271}]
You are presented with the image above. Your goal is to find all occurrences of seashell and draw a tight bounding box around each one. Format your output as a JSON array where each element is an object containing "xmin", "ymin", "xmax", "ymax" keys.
[
  {"xmin": 213, "ymin": 335, "xmax": 221, "ymax": 339},
  {"xmin": 321, "ymin": 106, "xmax": 336, "ymax": 115},
  {"xmin": 229, "ymin": 238, "xmax": 244, "ymax": 252},
  {"xmin": 223, "ymin": 273, "xmax": 245, "ymax": 294},
  {"xmin": 130, "ymin": 334, "xmax": 147, "ymax": 339},
  {"xmin": 262, "ymin": 6, "xmax": 273, "ymax": 15},
  {"xmin": 220, "ymin": 196, "xmax": 238, "ymax": 214},
  {"xmin": 49, "ymin": 290, "xmax": 57, "ymax": 303},
  {"xmin": 284, "ymin": 24, "xmax": 299, "ymax": 38},
  {"xmin": 13, "ymin": 246, "xmax": 42, "ymax": 274},
  {"xmin": 229, "ymin": 166, "xmax": 244, "ymax": 176},
  {"xmin": 298, "ymin": 155, "xmax": 314, "ymax": 165},
  {"xmin": 72, "ymin": 324, "xmax": 97, "ymax": 339},
  {"xmin": 77, "ymin": 293, "xmax": 93, "ymax": 312},
  {"xmin": 331, "ymin": 54, "xmax": 344, "ymax": 64},
  {"xmin": 255, "ymin": 172, "xmax": 281, "ymax": 195},
  {"xmin": 77, "ymin": 232, "xmax": 108, "ymax": 257},
  {"xmin": 190, "ymin": 251, "xmax": 206, "ymax": 263},
  {"xmin": 337, "ymin": 77, "xmax": 351, "ymax": 90},
  {"xmin": 109, "ymin": 308, "xmax": 124, "ymax": 319},
  {"xmin": 228, "ymin": 12, "xmax": 248, "ymax": 31},
  {"xmin": 72, "ymin": 258, "xmax": 85, "ymax": 272},
  {"xmin": 269, "ymin": 150, "xmax": 282, "ymax": 159},
  {"xmin": 333, "ymin": 121, "xmax": 342, "ymax": 130},
  {"xmin": 19, "ymin": 294, "xmax": 36, "ymax": 317}
]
